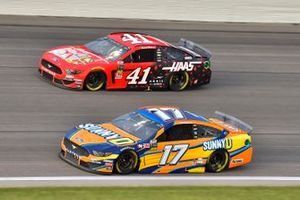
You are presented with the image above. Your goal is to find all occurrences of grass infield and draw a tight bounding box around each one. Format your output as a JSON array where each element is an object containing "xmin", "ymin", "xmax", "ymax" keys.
[{"xmin": 0, "ymin": 187, "xmax": 299, "ymax": 200}]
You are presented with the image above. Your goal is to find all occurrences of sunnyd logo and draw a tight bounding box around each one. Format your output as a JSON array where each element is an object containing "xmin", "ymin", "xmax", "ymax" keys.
[
  {"xmin": 203, "ymin": 138, "xmax": 233, "ymax": 151},
  {"xmin": 162, "ymin": 61, "xmax": 202, "ymax": 72},
  {"xmin": 78, "ymin": 123, "xmax": 120, "ymax": 140},
  {"xmin": 78, "ymin": 123, "xmax": 135, "ymax": 145}
]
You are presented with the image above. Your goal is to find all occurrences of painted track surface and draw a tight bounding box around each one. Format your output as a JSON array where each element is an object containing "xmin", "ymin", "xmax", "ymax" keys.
[{"xmin": 0, "ymin": 16, "xmax": 300, "ymax": 185}]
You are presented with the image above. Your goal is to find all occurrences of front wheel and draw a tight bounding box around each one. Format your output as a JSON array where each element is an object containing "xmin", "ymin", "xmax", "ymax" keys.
[
  {"xmin": 115, "ymin": 151, "xmax": 139, "ymax": 174},
  {"xmin": 168, "ymin": 72, "xmax": 190, "ymax": 91},
  {"xmin": 206, "ymin": 150, "xmax": 229, "ymax": 173},
  {"xmin": 85, "ymin": 71, "xmax": 106, "ymax": 91}
]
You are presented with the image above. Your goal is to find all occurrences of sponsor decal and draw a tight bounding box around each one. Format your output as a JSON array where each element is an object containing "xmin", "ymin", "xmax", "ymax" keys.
[
  {"xmin": 137, "ymin": 143, "xmax": 151, "ymax": 149},
  {"xmin": 66, "ymin": 149, "xmax": 79, "ymax": 159},
  {"xmin": 203, "ymin": 138, "xmax": 233, "ymax": 151},
  {"xmin": 195, "ymin": 158, "xmax": 206, "ymax": 165},
  {"xmin": 105, "ymin": 162, "xmax": 113, "ymax": 167},
  {"xmin": 140, "ymin": 46, "xmax": 156, "ymax": 49},
  {"xmin": 103, "ymin": 160, "xmax": 114, "ymax": 163},
  {"xmin": 78, "ymin": 124, "xmax": 120, "ymax": 140},
  {"xmin": 150, "ymin": 139, "xmax": 157, "ymax": 148},
  {"xmin": 156, "ymin": 48, "xmax": 162, "ymax": 62},
  {"xmin": 109, "ymin": 138, "xmax": 135, "ymax": 145},
  {"xmin": 75, "ymin": 137, "xmax": 84, "ymax": 143},
  {"xmin": 74, "ymin": 79, "xmax": 82, "ymax": 82},
  {"xmin": 115, "ymin": 70, "xmax": 123, "ymax": 79},
  {"xmin": 50, "ymin": 48, "xmax": 94, "ymax": 65},
  {"xmin": 203, "ymin": 60, "xmax": 211, "ymax": 69},
  {"xmin": 65, "ymin": 75, "xmax": 74, "ymax": 79},
  {"xmin": 232, "ymin": 159, "xmax": 243, "ymax": 164},
  {"xmin": 115, "ymin": 65, "xmax": 124, "ymax": 80},
  {"xmin": 149, "ymin": 76, "xmax": 164, "ymax": 86},
  {"xmin": 91, "ymin": 160, "xmax": 103, "ymax": 164},
  {"xmin": 78, "ymin": 124, "xmax": 135, "ymax": 145},
  {"xmin": 162, "ymin": 61, "xmax": 202, "ymax": 72}
]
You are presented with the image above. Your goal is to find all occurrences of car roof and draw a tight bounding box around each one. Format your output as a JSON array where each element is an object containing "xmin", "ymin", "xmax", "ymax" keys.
[
  {"xmin": 108, "ymin": 32, "xmax": 171, "ymax": 49},
  {"xmin": 137, "ymin": 106, "xmax": 208, "ymax": 128}
]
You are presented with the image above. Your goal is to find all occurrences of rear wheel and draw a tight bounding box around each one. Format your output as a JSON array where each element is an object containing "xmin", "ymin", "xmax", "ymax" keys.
[
  {"xmin": 115, "ymin": 151, "xmax": 139, "ymax": 174},
  {"xmin": 206, "ymin": 150, "xmax": 229, "ymax": 173},
  {"xmin": 85, "ymin": 71, "xmax": 106, "ymax": 91},
  {"xmin": 168, "ymin": 72, "xmax": 189, "ymax": 91}
]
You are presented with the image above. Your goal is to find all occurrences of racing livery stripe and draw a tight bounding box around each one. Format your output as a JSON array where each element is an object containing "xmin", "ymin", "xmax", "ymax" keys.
[
  {"xmin": 169, "ymin": 164, "xmax": 205, "ymax": 173},
  {"xmin": 142, "ymin": 150, "xmax": 162, "ymax": 156},
  {"xmin": 137, "ymin": 109, "xmax": 165, "ymax": 125},
  {"xmin": 139, "ymin": 165, "xmax": 159, "ymax": 174},
  {"xmin": 65, "ymin": 127, "xmax": 79, "ymax": 139},
  {"xmin": 229, "ymin": 145, "xmax": 252, "ymax": 157}
]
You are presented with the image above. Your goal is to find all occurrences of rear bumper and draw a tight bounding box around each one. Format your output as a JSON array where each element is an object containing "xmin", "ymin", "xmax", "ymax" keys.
[
  {"xmin": 191, "ymin": 68, "xmax": 211, "ymax": 86},
  {"xmin": 201, "ymin": 69, "xmax": 211, "ymax": 85},
  {"xmin": 229, "ymin": 146, "xmax": 253, "ymax": 169}
]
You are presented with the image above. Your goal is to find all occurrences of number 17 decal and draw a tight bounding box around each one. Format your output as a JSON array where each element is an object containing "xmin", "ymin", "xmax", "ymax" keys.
[{"xmin": 159, "ymin": 144, "xmax": 189, "ymax": 165}]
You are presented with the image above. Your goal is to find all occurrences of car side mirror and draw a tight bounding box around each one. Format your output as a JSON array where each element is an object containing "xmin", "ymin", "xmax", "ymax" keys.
[
  {"xmin": 222, "ymin": 129, "xmax": 229, "ymax": 137},
  {"xmin": 123, "ymin": 55, "xmax": 133, "ymax": 63}
]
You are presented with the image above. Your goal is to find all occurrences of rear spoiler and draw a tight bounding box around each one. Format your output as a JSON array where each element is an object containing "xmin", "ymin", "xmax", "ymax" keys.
[
  {"xmin": 213, "ymin": 111, "xmax": 253, "ymax": 133},
  {"xmin": 177, "ymin": 38, "xmax": 212, "ymax": 59}
]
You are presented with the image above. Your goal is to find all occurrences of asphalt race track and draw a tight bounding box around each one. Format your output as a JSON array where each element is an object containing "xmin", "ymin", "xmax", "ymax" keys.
[{"xmin": 0, "ymin": 16, "xmax": 300, "ymax": 185}]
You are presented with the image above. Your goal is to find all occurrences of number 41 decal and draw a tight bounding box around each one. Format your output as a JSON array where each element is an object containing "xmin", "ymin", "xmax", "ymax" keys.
[
  {"xmin": 159, "ymin": 144, "xmax": 189, "ymax": 165},
  {"xmin": 122, "ymin": 33, "xmax": 153, "ymax": 44},
  {"xmin": 127, "ymin": 67, "xmax": 151, "ymax": 85}
]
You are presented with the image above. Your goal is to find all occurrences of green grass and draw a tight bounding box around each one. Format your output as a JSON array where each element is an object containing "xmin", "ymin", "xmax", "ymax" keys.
[{"xmin": 0, "ymin": 187, "xmax": 299, "ymax": 200}]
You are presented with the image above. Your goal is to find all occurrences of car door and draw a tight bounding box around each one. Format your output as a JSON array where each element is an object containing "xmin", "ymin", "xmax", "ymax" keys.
[
  {"xmin": 145, "ymin": 122, "xmax": 224, "ymax": 173},
  {"xmin": 147, "ymin": 124, "xmax": 200, "ymax": 173},
  {"xmin": 113, "ymin": 48, "xmax": 157, "ymax": 89}
]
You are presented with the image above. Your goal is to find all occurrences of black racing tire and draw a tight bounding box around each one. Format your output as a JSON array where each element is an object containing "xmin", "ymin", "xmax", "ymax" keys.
[
  {"xmin": 168, "ymin": 71, "xmax": 190, "ymax": 91},
  {"xmin": 115, "ymin": 150, "xmax": 139, "ymax": 174},
  {"xmin": 206, "ymin": 150, "xmax": 229, "ymax": 173},
  {"xmin": 84, "ymin": 71, "xmax": 106, "ymax": 91}
]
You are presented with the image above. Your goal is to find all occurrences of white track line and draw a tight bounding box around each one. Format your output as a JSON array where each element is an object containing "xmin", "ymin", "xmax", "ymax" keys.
[{"xmin": 1, "ymin": 176, "xmax": 300, "ymax": 181}]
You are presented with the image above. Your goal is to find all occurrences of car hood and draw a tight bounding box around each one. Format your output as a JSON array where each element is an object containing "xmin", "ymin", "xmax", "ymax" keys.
[
  {"xmin": 65, "ymin": 123, "xmax": 141, "ymax": 153},
  {"xmin": 43, "ymin": 45, "xmax": 110, "ymax": 70}
]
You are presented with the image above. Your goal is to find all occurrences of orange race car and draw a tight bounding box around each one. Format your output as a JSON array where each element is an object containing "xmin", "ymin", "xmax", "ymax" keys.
[{"xmin": 60, "ymin": 106, "xmax": 253, "ymax": 174}]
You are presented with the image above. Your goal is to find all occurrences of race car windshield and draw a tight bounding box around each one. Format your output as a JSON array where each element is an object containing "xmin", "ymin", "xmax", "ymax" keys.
[
  {"xmin": 85, "ymin": 37, "xmax": 129, "ymax": 61},
  {"xmin": 112, "ymin": 112, "xmax": 162, "ymax": 140}
]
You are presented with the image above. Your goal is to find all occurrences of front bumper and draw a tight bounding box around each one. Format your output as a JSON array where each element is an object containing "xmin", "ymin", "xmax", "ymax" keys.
[
  {"xmin": 39, "ymin": 63, "xmax": 84, "ymax": 90},
  {"xmin": 59, "ymin": 151, "xmax": 113, "ymax": 174},
  {"xmin": 60, "ymin": 140, "xmax": 115, "ymax": 174}
]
